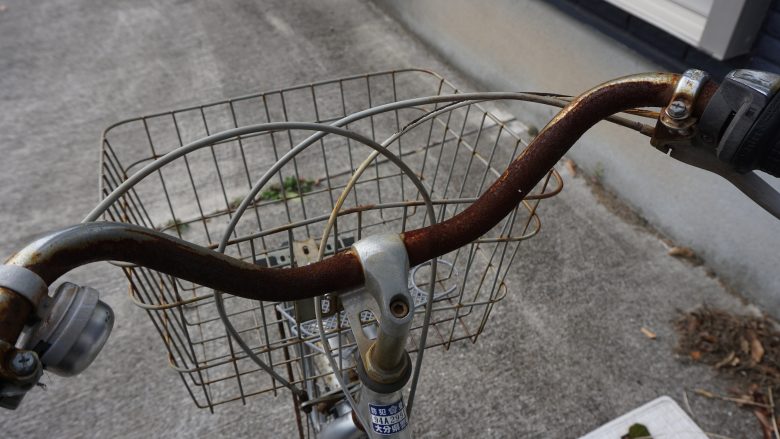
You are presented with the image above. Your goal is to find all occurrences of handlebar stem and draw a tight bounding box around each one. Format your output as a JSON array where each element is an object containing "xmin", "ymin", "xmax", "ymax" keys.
[{"xmin": 348, "ymin": 234, "xmax": 414, "ymax": 385}]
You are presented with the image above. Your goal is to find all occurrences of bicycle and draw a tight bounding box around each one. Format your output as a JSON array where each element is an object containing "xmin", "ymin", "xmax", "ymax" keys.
[{"xmin": 0, "ymin": 67, "xmax": 778, "ymax": 438}]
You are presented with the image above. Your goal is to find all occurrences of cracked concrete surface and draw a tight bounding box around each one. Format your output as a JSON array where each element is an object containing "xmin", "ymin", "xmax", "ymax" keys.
[{"xmin": 0, "ymin": 0, "xmax": 764, "ymax": 437}]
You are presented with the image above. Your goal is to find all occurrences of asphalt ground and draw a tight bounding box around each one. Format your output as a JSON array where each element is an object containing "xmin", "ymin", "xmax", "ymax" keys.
[{"xmin": 0, "ymin": 0, "xmax": 762, "ymax": 437}]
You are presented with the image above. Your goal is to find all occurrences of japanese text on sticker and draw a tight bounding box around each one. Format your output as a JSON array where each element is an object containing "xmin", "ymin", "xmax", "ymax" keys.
[{"xmin": 369, "ymin": 399, "xmax": 407, "ymax": 436}]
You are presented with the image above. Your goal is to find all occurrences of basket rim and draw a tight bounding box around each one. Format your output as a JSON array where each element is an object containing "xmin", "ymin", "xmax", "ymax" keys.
[
  {"xmin": 96, "ymin": 68, "xmax": 455, "ymax": 204},
  {"xmin": 99, "ymin": 68, "xmax": 450, "ymax": 139}
]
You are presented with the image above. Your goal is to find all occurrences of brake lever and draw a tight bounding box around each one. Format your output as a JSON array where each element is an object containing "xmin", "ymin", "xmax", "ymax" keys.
[{"xmin": 661, "ymin": 140, "xmax": 780, "ymax": 220}]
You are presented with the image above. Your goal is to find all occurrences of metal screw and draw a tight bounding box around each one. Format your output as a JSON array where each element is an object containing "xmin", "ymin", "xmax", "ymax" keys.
[
  {"xmin": 9, "ymin": 351, "xmax": 38, "ymax": 377},
  {"xmin": 666, "ymin": 100, "xmax": 688, "ymax": 120}
]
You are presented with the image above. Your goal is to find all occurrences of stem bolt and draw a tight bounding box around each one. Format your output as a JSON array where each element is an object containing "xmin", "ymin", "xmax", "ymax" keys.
[{"xmin": 390, "ymin": 298, "xmax": 409, "ymax": 318}]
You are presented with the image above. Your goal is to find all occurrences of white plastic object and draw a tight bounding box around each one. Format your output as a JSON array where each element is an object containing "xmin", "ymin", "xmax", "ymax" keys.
[{"xmin": 579, "ymin": 396, "xmax": 707, "ymax": 439}]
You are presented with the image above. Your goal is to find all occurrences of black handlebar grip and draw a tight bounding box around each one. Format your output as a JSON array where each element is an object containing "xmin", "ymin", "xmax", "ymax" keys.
[
  {"xmin": 750, "ymin": 92, "xmax": 780, "ymax": 177},
  {"xmin": 700, "ymin": 70, "xmax": 780, "ymax": 177},
  {"xmin": 731, "ymin": 90, "xmax": 780, "ymax": 176}
]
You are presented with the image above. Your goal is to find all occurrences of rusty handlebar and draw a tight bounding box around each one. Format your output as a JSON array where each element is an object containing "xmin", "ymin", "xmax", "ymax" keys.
[{"xmin": 3, "ymin": 73, "xmax": 717, "ymax": 315}]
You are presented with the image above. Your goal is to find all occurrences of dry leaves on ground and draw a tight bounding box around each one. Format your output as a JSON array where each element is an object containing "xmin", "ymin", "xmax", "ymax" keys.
[
  {"xmin": 678, "ymin": 307, "xmax": 780, "ymax": 437},
  {"xmin": 676, "ymin": 307, "xmax": 779, "ymax": 382}
]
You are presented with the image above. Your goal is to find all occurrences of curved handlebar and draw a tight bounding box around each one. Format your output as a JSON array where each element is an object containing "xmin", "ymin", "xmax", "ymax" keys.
[
  {"xmin": 4, "ymin": 222, "xmax": 364, "ymax": 301},
  {"xmin": 4, "ymin": 73, "xmax": 718, "ymax": 304},
  {"xmin": 404, "ymin": 73, "xmax": 715, "ymax": 266}
]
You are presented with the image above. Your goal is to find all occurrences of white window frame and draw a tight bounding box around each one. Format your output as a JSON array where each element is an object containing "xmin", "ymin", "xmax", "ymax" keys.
[{"xmin": 604, "ymin": 0, "xmax": 772, "ymax": 60}]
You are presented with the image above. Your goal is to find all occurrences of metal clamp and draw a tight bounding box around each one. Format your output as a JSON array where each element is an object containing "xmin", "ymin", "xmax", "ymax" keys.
[
  {"xmin": 659, "ymin": 69, "xmax": 710, "ymax": 134},
  {"xmin": 0, "ymin": 265, "xmax": 48, "ymax": 317}
]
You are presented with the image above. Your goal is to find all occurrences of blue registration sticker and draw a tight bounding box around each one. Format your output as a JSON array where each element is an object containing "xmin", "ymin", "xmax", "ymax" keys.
[{"xmin": 368, "ymin": 399, "xmax": 408, "ymax": 435}]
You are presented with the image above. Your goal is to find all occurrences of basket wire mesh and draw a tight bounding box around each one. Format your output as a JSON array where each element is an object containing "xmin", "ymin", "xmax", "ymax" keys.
[{"xmin": 98, "ymin": 69, "xmax": 561, "ymax": 414}]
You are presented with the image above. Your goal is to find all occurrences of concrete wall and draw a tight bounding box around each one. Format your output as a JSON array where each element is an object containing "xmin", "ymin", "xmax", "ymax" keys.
[{"xmin": 374, "ymin": 0, "xmax": 780, "ymax": 314}]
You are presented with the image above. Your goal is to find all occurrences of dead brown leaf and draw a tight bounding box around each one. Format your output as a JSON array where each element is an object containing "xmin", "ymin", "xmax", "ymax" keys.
[
  {"xmin": 564, "ymin": 159, "xmax": 577, "ymax": 177},
  {"xmin": 640, "ymin": 327, "xmax": 656, "ymax": 339},
  {"xmin": 690, "ymin": 350, "xmax": 702, "ymax": 361},
  {"xmin": 749, "ymin": 330, "xmax": 766, "ymax": 364},
  {"xmin": 741, "ymin": 337, "xmax": 751, "ymax": 354},
  {"xmin": 715, "ymin": 351, "xmax": 736, "ymax": 369},
  {"xmin": 699, "ymin": 332, "xmax": 717, "ymax": 343},
  {"xmin": 668, "ymin": 246, "xmax": 695, "ymax": 258}
]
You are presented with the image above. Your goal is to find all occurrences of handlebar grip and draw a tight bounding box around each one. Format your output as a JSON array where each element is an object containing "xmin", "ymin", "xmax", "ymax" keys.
[
  {"xmin": 749, "ymin": 92, "xmax": 780, "ymax": 177},
  {"xmin": 699, "ymin": 70, "xmax": 780, "ymax": 177}
]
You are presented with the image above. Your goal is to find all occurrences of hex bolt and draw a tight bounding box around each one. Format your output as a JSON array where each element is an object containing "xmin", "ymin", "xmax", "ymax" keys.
[
  {"xmin": 9, "ymin": 351, "xmax": 38, "ymax": 377},
  {"xmin": 666, "ymin": 100, "xmax": 688, "ymax": 120},
  {"xmin": 390, "ymin": 298, "xmax": 409, "ymax": 318}
]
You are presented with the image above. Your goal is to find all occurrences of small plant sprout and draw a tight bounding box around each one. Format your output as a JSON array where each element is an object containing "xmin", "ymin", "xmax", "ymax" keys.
[
  {"xmin": 259, "ymin": 176, "xmax": 317, "ymax": 201},
  {"xmin": 163, "ymin": 218, "xmax": 189, "ymax": 233}
]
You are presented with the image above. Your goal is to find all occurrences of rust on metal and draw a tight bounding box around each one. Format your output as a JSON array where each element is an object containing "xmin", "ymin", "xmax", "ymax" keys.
[
  {"xmin": 650, "ymin": 78, "xmax": 716, "ymax": 149},
  {"xmin": 5, "ymin": 223, "xmax": 364, "ymax": 303},
  {"xmin": 659, "ymin": 70, "xmax": 711, "ymax": 133},
  {"xmin": 0, "ymin": 287, "xmax": 32, "ymax": 344},
  {"xmin": 403, "ymin": 73, "xmax": 717, "ymax": 267}
]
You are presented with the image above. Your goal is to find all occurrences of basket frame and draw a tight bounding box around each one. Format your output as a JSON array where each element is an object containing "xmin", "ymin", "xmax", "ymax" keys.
[{"xmin": 97, "ymin": 69, "xmax": 560, "ymax": 416}]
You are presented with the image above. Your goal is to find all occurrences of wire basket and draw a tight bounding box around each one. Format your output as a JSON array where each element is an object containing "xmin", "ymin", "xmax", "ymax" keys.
[{"xmin": 98, "ymin": 69, "xmax": 561, "ymax": 413}]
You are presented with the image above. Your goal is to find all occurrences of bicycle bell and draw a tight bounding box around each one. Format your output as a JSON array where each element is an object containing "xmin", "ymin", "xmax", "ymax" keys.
[{"xmin": 21, "ymin": 282, "xmax": 114, "ymax": 377}]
